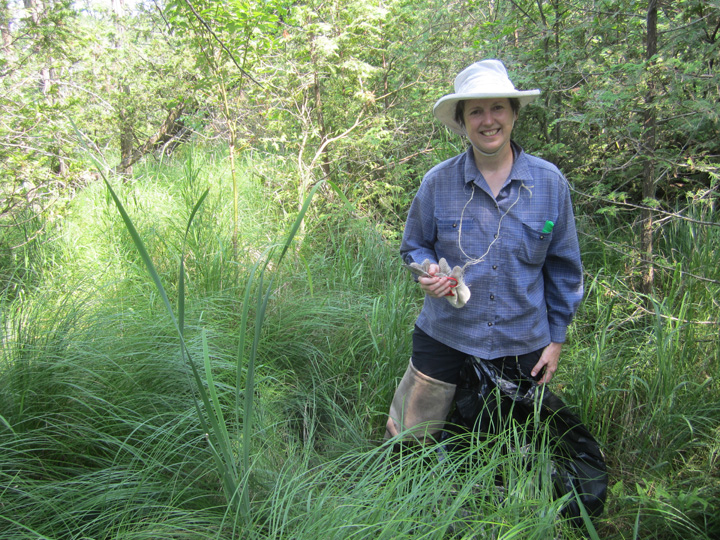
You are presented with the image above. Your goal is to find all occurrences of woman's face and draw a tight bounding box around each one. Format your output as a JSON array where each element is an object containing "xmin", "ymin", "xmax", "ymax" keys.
[{"xmin": 462, "ymin": 98, "xmax": 517, "ymax": 158}]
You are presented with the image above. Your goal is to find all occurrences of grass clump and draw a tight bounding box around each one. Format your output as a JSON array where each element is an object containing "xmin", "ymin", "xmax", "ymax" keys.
[{"xmin": 1, "ymin": 144, "xmax": 718, "ymax": 539}]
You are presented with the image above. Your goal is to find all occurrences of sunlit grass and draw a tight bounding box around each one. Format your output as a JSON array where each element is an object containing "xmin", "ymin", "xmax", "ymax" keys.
[{"xmin": 1, "ymin": 145, "xmax": 718, "ymax": 539}]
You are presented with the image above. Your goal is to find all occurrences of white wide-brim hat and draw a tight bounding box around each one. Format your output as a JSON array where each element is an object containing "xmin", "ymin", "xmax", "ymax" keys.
[{"xmin": 433, "ymin": 59, "xmax": 541, "ymax": 135}]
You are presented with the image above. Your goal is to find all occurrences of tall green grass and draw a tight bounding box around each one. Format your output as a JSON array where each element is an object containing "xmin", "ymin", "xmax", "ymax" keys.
[
  {"xmin": 1, "ymin": 144, "xmax": 718, "ymax": 539},
  {"xmin": 566, "ymin": 198, "xmax": 720, "ymax": 538}
]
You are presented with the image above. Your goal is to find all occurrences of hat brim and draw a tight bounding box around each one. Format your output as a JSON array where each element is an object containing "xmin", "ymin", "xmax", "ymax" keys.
[{"xmin": 433, "ymin": 90, "xmax": 541, "ymax": 135}]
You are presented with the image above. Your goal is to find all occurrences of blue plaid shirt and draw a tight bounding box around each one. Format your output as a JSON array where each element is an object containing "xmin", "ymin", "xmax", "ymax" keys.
[{"xmin": 401, "ymin": 143, "xmax": 583, "ymax": 359}]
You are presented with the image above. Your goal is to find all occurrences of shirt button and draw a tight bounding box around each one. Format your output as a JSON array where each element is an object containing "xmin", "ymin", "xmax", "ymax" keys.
[
  {"xmin": 492, "ymin": 265, "xmax": 498, "ymax": 270},
  {"xmin": 452, "ymin": 223, "xmax": 457, "ymax": 228},
  {"xmin": 489, "ymin": 295, "xmax": 495, "ymax": 300},
  {"xmin": 487, "ymin": 322, "xmax": 493, "ymax": 327},
  {"xmin": 540, "ymin": 235, "xmax": 545, "ymax": 240},
  {"xmin": 494, "ymin": 234, "xmax": 498, "ymax": 239}
]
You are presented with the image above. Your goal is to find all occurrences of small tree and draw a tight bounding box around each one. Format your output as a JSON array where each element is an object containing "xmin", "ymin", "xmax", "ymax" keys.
[
  {"xmin": 640, "ymin": 0, "xmax": 658, "ymax": 295},
  {"xmin": 164, "ymin": 0, "xmax": 287, "ymax": 256}
]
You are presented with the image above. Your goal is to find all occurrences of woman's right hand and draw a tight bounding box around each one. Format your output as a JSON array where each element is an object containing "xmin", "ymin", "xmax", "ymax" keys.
[{"xmin": 418, "ymin": 264, "xmax": 455, "ymax": 298}]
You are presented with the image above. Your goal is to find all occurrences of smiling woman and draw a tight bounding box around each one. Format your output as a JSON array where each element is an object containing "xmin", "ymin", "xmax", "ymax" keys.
[
  {"xmin": 384, "ymin": 57, "xmax": 608, "ymax": 527},
  {"xmin": 461, "ymin": 99, "xmax": 516, "ymax": 157},
  {"xmin": 386, "ymin": 58, "xmax": 584, "ymax": 444}
]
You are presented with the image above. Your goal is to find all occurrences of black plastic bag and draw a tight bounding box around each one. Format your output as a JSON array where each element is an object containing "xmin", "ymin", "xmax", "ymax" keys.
[{"xmin": 442, "ymin": 357, "xmax": 607, "ymax": 524}]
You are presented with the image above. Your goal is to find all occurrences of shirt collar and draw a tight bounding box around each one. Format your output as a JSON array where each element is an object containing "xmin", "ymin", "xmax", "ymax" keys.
[{"xmin": 463, "ymin": 141, "xmax": 534, "ymax": 186}]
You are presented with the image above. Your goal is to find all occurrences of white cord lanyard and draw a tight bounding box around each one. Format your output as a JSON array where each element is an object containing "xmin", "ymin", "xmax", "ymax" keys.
[{"xmin": 457, "ymin": 180, "xmax": 533, "ymax": 273}]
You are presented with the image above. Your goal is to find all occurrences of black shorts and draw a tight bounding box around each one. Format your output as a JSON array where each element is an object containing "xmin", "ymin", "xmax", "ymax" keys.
[{"xmin": 411, "ymin": 325, "xmax": 543, "ymax": 385}]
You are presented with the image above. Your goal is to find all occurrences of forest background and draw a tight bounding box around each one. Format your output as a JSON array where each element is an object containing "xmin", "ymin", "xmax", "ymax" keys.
[{"xmin": 1, "ymin": 0, "xmax": 719, "ymax": 538}]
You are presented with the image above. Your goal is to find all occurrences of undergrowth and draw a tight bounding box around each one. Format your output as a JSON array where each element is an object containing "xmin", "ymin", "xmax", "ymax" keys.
[{"xmin": 1, "ymin": 145, "xmax": 718, "ymax": 539}]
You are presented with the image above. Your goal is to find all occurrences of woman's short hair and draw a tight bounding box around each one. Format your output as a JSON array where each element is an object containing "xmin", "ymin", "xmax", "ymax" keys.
[{"xmin": 454, "ymin": 98, "xmax": 520, "ymax": 129}]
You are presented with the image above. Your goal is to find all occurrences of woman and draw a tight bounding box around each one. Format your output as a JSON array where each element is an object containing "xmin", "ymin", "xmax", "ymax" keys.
[{"xmin": 386, "ymin": 59, "xmax": 583, "ymax": 442}]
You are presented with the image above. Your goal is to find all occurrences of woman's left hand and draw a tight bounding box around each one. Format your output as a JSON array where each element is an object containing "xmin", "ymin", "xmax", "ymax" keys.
[{"xmin": 531, "ymin": 342, "xmax": 563, "ymax": 384}]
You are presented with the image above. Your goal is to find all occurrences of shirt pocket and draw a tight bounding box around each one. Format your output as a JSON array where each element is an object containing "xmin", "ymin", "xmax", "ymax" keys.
[
  {"xmin": 436, "ymin": 218, "xmax": 479, "ymax": 259},
  {"xmin": 518, "ymin": 221, "xmax": 552, "ymax": 266}
]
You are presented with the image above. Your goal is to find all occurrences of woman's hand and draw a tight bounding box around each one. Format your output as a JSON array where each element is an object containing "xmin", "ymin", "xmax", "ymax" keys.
[
  {"xmin": 418, "ymin": 263, "xmax": 456, "ymax": 298},
  {"xmin": 531, "ymin": 342, "xmax": 563, "ymax": 384}
]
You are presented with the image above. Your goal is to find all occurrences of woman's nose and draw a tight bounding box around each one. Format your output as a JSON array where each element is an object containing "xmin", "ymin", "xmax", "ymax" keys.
[{"xmin": 480, "ymin": 110, "xmax": 494, "ymax": 124}]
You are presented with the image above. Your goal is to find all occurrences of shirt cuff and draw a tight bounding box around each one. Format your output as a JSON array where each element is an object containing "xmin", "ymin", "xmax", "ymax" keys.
[{"xmin": 549, "ymin": 324, "xmax": 568, "ymax": 344}]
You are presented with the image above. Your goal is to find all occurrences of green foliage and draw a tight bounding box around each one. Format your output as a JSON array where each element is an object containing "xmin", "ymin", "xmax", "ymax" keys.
[
  {"xmin": 2, "ymin": 148, "xmax": 719, "ymax": 539},
  {"xmin": 0, "ymin": 0, "xmax": 198, "ymax": 265},
  {"xmin": 445, "ymin": 0, "xmax": 720, "ymax": 212},
  {"xmin": 2, "ymin": 0, "xmax": 720, "ymax": 537}
]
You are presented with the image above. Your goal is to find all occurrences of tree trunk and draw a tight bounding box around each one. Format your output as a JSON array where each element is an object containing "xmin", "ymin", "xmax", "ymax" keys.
[
  {"xmin": 118, "ymin": 83, "xmax": 134, "ymax": 175},
  {"xmin": 24, "ymin": 0, "xmax": 41, "ymax": 23},
  {"xmin": 111, "ymin": 0, "xmax": 125, "ymax": 47},
  {"xmin": 219, "ymin": 77, "xmax": 240, "ymax": 260},
  {"xmin": 641, "ymin": 0, "xmax": 658, "ymax": 296},
  {"xmin": 114, "ymin": 104, "xmax": 185, "ymax": 174},
  {"xmin": 1, "ymin": 0, "xmax": 12, "ymax": 57},
  {"xmin": 310, "ymin": 36, "xmax": 331, "ymax": 181}
]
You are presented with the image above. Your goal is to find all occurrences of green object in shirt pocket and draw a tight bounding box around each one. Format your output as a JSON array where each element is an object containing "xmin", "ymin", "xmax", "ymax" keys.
[{"xmin": 518, "ymin": 222, "xmax": 552, "ymax": 265}]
